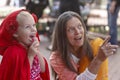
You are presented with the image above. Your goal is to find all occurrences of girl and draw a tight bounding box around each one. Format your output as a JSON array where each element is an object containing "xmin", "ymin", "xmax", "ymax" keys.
[{"xmin": 0, "ymin": 9, "xmax": 50, "ymax": 80}]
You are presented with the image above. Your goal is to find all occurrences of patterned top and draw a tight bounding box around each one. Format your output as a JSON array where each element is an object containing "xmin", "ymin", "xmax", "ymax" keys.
[
  {"xmin": 30, "ymin": 56, "xmax": 42, "ymax": 80},
  {"xmin": 50, "ymin": 52, "xmax": 97, "ymax": 80}
]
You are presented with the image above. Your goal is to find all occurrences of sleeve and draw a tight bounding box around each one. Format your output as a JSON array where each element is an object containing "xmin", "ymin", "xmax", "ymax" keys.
[
  {"xmin": 76, "ymin": 68, "xmax": 97, "ymax": 80},
  {"xmin": 90, "ymin": 38, "xmax": 109, "ymax": 80},
  {"xmin": 40, "ymin": 58, "xmax": 50, "ymax": 80},
  {"xmin": 50, "ymin": 52, "xmax": 78, "ymax": 80}
]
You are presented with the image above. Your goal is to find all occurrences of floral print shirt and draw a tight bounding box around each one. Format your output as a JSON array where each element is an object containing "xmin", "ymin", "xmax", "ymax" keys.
[{"xmin": 30, "ymin": 56, "xmax": 42, "ymax": 80}]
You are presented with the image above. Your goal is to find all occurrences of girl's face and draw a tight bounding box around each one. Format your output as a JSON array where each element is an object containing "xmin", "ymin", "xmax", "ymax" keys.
[
  {"xmin": 14, "ymin": 13, "xmax": 37, "ymax": 47},
  {"xmin": 66, "ymin": 17, "xmax": 84, "ymax": 50}
]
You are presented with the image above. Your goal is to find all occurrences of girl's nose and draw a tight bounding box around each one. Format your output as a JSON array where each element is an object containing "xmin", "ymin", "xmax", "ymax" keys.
[{"xmin": 31, "ymin": 26, "xmax": 37, "ymax": 32}]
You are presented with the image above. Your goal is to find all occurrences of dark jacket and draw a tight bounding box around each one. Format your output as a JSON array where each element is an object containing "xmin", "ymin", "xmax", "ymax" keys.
[
  {"xmin": 59, "ymin": 0, "xmax": 81, "ymax": 15},
  {"xmin": 26, "ymin": 0, "xmax": 49, "ymax": 18}
]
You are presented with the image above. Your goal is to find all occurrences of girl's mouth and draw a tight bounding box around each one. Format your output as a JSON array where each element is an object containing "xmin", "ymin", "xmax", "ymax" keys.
[{"xmin": 30, "ymin": 35, "xmax": 36, "ymax": 42}]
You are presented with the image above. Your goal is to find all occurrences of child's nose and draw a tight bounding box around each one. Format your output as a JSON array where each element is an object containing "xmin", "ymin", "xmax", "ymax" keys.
[{"xmin": 31, "ymin": 26, "xmax": 37, "ymax": 32}]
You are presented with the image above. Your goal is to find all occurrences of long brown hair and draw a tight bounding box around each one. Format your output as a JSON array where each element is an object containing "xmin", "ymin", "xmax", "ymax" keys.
[{"xmin": 51, "ymin": 11, "xmax": 93, "ymax": 73}]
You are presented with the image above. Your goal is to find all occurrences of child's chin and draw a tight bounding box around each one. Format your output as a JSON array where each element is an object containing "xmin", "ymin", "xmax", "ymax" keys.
[{"xmin": 27, "ymin": 42, "xmax": 32, "ymax": 47}]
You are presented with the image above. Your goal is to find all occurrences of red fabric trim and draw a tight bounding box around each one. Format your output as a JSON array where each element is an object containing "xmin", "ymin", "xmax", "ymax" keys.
[{"xmin": 40, "ymin": 58, "xmax": 50, "ymax": 80}]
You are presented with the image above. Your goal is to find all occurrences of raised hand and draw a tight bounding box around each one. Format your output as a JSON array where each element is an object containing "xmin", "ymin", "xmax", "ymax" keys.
[
  {"xmin": 97, "ymin": 36, "xmax": 118, "ymax": 62},
  {"xmin": 28, "ymin": 37, "xmax": 40, "ymax": 57},
  {"xmin": 28, "ymin": 37, "xmax": 45, "ymax": 72}
]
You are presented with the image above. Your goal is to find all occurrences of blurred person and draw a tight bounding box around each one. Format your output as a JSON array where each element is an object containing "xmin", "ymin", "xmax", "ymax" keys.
[
  {"xmin": 107, "ymin": 0, "xmax": 120, "ymax": 45},
  {"xmin": 25, "ymin": 0, "xmax": 49, "ymax": 19},
  {"xmin": 50, "ymin": 11, "xmax": 118, "ymax": 80},
  {"xmin": 6, "ymin": 0, "xmax": 25, "ymax": 7},
  {"xmin": 0, "ymin": 9, "xmax": 50, "ymax": 80},
  {"xmin": 6, "ymin": 0, "xmax": 11, "ymax": 5},
  {"xmin": 49, "ymin": 0, "xmax": 60, "ymax": 18},
  {"xmin": 59, "ymin": 0, "xmax": 81, "ymax": 15}
]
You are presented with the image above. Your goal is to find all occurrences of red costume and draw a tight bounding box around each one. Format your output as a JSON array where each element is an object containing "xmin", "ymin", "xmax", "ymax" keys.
[{"xmin": 0, "ymin": 10, "xmax": 50, "ymax": 80}]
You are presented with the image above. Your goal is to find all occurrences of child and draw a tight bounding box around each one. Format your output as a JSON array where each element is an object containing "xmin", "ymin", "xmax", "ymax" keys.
[{"xmin": 0, "ymin": 9, "xmax": 50, "ymax": 80}]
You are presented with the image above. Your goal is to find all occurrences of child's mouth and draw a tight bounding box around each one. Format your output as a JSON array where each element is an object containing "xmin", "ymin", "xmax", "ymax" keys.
[{"xmin": 30, "ymin": 35, "xmax": 35, "ymax": 42}]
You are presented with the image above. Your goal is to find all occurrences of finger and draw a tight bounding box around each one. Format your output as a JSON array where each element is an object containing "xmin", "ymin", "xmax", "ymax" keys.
[
  {"xmin": 106, "ymin": 49, "xmax": 116, "ymax": 53},
  {"xmin": 106, "ymin": 52, "xmax": 114, "ymax": 56},
  {"xmin": 102, "ymin": 36, "xmax": 111, "ymax": 46},
  {"xmin": 33, "ymin": 37, "xmax": 39, "ymax": 43},
  {"xmin": 108, "ymin": 45, "xmax": 119, "ymax": 49},
  {"xmin": 104, "ymin": 47, "xmax": 117, "ymax": 57},
  {"xmin": 32, "ymin": 41, "xmax": 39, "ymax": 47},
  {"xmin": 33, "ymin": 37, "xmax": 38, "ymax": 42}
]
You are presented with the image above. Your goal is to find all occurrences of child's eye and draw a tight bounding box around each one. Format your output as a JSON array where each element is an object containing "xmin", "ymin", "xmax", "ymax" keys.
[
  {"xmin": 25, "ymin": 25, "xmax": 30, "ymax": 28},
  {"xmin": 33, "ymin": 24, "xmax": 37, "ymax": 27}
]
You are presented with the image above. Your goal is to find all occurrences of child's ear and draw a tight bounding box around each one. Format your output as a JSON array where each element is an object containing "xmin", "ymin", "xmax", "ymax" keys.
[{"xmin": 13, "ymin": 33, "xmax": 18, "ymax": 38}]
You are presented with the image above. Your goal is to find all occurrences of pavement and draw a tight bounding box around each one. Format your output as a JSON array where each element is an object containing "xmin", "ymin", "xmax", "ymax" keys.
[
  {"xmin": 0, "ymin": 35, "xmax": 120, "ymax": 80},
  {"xmin": 108, "ymin": 46, "xmax": 120, "ymax": 80}
]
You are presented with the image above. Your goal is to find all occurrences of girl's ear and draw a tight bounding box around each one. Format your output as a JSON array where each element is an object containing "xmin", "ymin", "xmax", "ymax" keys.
[{"xmin": 13, "ymin": 33, "xmax": 18, "ymax": 38}]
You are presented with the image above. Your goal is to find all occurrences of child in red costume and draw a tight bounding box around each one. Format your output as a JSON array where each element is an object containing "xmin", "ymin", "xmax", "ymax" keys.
[{"xmin": 0, "ymin": 9, "xmax": 50, "ymax": 80}]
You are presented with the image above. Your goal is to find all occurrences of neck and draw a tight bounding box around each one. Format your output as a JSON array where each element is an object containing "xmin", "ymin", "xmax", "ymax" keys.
[{"xmin": 71, "ymin": 47, "xmax": 84, "ymax": 58}]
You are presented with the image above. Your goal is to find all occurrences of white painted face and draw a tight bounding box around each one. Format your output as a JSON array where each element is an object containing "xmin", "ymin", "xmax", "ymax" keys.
[
  {"xmin": 66, "ymin": 17, "xmax": 84, "ymax": 50},
  {"xmin": 14, "ymin": 11, "xmax": 37, "ymax": 47}
]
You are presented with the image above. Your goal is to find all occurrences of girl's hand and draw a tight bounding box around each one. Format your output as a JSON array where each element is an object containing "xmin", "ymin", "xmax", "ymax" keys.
[
  {"xmin": 28, "ymin": 37, "xmax": 45, "ymax": 72},
  {"xmin": 28, "ymin": 37, "xmax": 40, "ymax": 57},
  {"xmin": 96, "ymin": 36, "xmax": 118, "ymax": 62}
]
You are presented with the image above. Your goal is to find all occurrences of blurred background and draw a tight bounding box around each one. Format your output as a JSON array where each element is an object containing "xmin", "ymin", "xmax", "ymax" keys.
[
  {"xmin": 0, "ymin": 0, "xmax": 120, "ymax": 42},
  {"xmin": 0, "ymin": 0, "xmax": 120, "ymax": 80}
]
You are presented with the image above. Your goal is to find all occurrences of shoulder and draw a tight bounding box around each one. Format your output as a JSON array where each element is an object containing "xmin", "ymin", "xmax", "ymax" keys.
[
  {"xmin": 90, "ymin": 38, "xmax": 104, "ymax": 56},
  {"xmin": 6, "ymin": 44, "xmax": 26, "ymax": 53},
  {"xmin": 50, "ymin": 51, "xmax": 62, "ymax": 59},
  {"xmin": 4, "ymin": 45, "xmax": 26, "ymax": 60},
  {"xmin": 90, "ymin": 38, "xmax": 104, "ymax": 47},
  {"xmin": 49, "ymin": 51, "xmax": 64, "ymax": 64}
]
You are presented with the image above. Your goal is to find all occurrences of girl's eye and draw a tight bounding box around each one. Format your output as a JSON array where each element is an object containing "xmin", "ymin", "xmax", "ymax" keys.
[
  {"xmin": 25, "ymin": 24, "xmax": 36, "ymax": 29},
  {"xmin": 25, "ymin": 25, "xmax": 30, "ymax": 28},
  {"xmin": 33, "ymin": 24, "xmax": 37, "ymax": 27}
]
